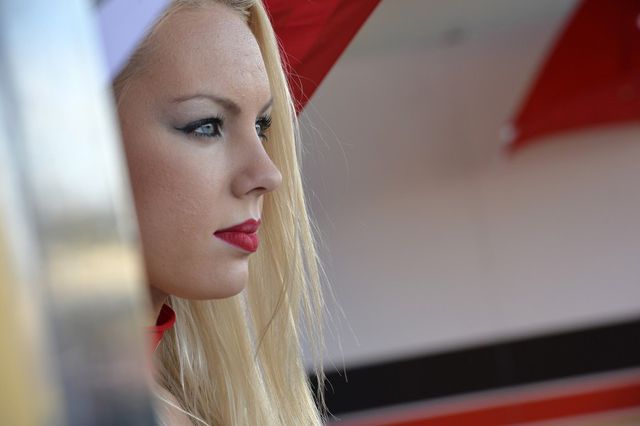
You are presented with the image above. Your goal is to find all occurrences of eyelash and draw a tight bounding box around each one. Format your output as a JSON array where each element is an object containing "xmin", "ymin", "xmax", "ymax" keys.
[
  {"xmin": 176, "ymin": 116, "xmax": 223, "ymax": 138},
  {"xmin": 176, "ymin": 114, "xmax": 272, "ymax": 141},
  {"xmin": 255, "ymin": 115, "xmax": 272, "ymax": 141}
]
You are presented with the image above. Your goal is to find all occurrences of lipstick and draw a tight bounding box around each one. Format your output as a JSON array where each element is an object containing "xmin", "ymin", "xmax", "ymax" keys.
[{"xmin": 213, "ymin": 218, "xmax": 260, "ymax": 252}]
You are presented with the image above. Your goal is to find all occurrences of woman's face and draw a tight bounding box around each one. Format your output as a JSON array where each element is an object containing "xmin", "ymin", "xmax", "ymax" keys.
[{"xmin": 117, "ymin": 3, "xmax": 282, "ymax": 306}]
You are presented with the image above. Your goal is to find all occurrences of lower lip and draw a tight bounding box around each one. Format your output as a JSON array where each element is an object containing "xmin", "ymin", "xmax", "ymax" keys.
[{"xmin": 214, "ymin": 231, "xmax": 259, "ymax": 253}]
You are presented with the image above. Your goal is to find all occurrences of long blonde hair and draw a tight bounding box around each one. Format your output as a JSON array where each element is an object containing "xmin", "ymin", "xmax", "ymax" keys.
[{"xmin": 114, "ymin": 1, "xmax": 328, "ymax": 424}]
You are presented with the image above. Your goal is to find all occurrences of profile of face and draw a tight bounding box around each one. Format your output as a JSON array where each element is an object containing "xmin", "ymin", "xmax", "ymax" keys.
[{"xmin": 116, "ymin": 3, "xmax": 282, "ymax": 310}]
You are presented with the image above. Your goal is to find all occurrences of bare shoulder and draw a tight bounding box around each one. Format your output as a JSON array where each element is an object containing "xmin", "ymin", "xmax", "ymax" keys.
[{"xmin": 155, "ymin": 387, "xmax": 195, "ymax": 426}]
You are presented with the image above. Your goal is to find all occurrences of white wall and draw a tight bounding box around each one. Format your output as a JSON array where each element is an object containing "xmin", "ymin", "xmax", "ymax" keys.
[{"xmin": 300, "ymin": 0, "xmax": 640, "ymax": 369}]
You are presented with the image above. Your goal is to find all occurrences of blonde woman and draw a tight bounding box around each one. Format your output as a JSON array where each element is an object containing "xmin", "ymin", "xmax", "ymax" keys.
[{"xmin": 113, "ymin": 0, "xmax": 327, "ymax": 424}]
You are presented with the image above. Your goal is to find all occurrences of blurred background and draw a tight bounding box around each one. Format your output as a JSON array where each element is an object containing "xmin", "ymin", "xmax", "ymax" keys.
[{"xmin": 297, "ymin": 0, "xmax": 640, "ymax": 424}]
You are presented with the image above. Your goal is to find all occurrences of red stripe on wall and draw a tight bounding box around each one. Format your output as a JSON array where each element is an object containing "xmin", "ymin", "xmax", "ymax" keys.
[
  {"xmin": 390, "ymin": 383, "xmax": 640, "ymax": 425},
  {"xmin": 341, "ymin": 375, "xmax": 640, "ymax": 426}
]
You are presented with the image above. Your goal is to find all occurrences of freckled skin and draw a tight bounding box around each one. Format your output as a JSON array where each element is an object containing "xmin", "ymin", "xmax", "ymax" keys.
[{"xmin": 117, "ymin": 3, "xmax": 282, "ymax": 317}]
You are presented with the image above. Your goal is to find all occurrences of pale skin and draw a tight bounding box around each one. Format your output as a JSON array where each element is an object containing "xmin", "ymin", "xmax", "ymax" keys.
[{"xmin": 117, "ymin": 3, "xmax": 282, "ymax": 328}]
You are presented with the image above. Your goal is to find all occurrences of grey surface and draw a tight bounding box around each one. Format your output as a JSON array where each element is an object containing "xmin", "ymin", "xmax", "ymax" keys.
[{"xmin": 0, "ymin": 0, "xmax": 157, "ymax": 424}]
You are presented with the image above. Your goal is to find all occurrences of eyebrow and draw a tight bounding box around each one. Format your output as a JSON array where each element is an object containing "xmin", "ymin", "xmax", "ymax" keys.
[{"xmin": 170, "ymin": 93, "xmax": 273, "ymax": 116}]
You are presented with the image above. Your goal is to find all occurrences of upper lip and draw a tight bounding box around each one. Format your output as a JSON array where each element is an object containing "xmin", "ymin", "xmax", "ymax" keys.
[{"xmin": 215, "ymin": 218, "xmax": 261, "ymax": 234}]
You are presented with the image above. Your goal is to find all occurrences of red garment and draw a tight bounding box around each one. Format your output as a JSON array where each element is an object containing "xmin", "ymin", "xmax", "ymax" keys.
[{"xmin": 147, "ymin": 303, "xmax": 176, "ymax": 353}]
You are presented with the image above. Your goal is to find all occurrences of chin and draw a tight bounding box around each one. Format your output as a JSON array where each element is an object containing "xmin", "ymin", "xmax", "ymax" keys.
[
  {"xmin": 169, "ymin": 282, "xmax": 246, "ymax": 301},
  {"xmin": 207, "ymin": 281, "xmax": 246, "ymax": 299},
  {"xmin": 185, "ymin": 270, "xmax": 249, "ymax": 300},
  {"xmin": 149, "ymin": 257, "xmax": 250, "ymax": 301}
]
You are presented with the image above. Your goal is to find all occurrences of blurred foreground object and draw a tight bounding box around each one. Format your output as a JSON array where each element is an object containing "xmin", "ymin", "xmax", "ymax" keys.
[
  {"xmin": 508, "ymin": 0, "xmax": 640, "ymax": 151},
  {"xmin": 0, "ymin": 0, "xmax": 157, "ymax": 424}
]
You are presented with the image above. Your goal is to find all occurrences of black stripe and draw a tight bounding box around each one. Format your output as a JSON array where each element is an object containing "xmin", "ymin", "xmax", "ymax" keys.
[{"xmin": 310, "ymin": 317, "xmax": 640, "ymax": 415}]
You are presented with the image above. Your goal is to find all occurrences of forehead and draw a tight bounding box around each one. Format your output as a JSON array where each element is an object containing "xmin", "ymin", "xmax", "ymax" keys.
[{"xmin": 142, "ymin": 3, "xmax": 270, "ymax": 102}]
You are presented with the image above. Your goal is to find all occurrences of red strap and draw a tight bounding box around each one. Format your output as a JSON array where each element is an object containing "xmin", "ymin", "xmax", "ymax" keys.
[
  {"xmin": 147, "ymin": 303, "xmax": 176, "ymax": 353},
  {"xmin": 264, "ymin": 0, "xmax": 381, "ymax": 113}
]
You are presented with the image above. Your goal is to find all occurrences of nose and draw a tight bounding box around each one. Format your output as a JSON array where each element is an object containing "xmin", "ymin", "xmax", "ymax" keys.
[{"xmin": 231, "ymin": 133, "xmax": 283, "ymax": 198}]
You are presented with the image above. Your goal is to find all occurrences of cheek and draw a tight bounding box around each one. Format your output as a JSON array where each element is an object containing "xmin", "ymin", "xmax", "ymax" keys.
[{"xmin": 121, "ymin": 127, "xmax": 227, "ymax": 242}]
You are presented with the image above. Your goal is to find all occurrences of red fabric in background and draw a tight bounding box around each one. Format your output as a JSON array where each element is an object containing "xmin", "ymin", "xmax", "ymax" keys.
[
  {"xmin": 508, "ymin": 0, "xmax": 640, "ymax": 152},
  {"xmin": 264, "ymin": 0, "xmax": 381, "ymax": 113}
]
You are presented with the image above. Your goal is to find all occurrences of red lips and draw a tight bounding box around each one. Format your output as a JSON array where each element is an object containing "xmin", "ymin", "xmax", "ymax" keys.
[{"xmin": 213, "ymin": 218, "xmax": 261, "ymax": 252}]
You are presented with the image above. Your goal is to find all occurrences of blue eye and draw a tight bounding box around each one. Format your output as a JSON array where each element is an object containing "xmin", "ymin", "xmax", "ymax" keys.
[
  {"xmin": 255, "ymin": 115, "xmax": 272, "ymax": 141},
  {"xmin": 177, "ymin": 117, "xmax": 223, "ymax": 138}
]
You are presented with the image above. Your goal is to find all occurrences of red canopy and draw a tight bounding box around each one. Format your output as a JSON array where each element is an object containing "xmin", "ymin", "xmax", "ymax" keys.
[
  {"xmin": 265, "ymin": 0, "xmax": 381, "ymax": 113},
  {"xmin": 508, "ymin": 0, "xmax": 640, "ymax": 152}
]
